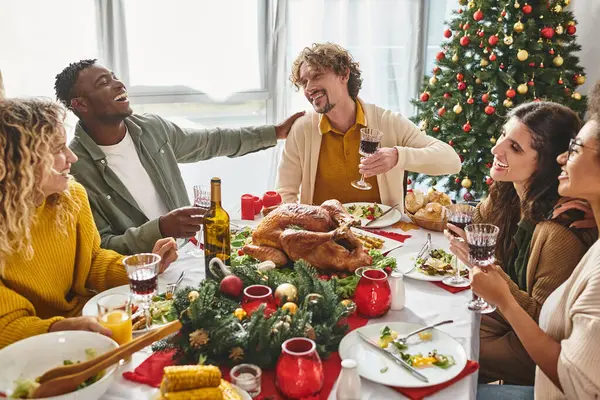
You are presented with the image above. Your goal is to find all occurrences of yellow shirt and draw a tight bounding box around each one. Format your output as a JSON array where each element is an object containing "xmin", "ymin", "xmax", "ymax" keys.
[
  {"xmin": 0, "ymin": 181, "xmax": 128, "ymax": 349},
  {"xmin": 312, "ymin": 101, "xmax": 381, "ymax": 205}
]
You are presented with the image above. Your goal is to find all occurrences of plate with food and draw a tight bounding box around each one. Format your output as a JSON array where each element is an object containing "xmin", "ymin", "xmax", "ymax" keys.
[
  {"xmin": 343, "ymin": 202, "xmax": 402, "ymax": 228},
  {"xmin": 82, "ymin": 285, "xmax": 176, "ymax": 334},
  {"xmin": 350, "ymin": 227, "xmax": 403, "ymax": 254},
  {"xmin": 339, "ymin": 322, "xmax": 467, "ymax": 388},
  {"xmin": 389, "ymin": 247, "xmax": 467, "ymax": 281}
]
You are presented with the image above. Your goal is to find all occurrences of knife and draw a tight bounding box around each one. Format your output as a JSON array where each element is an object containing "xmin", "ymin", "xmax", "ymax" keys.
[
  {"xmin": 357, "ymin": 331, "xmax": 429, "ymax": 383},
  {"xmin": 364, "ymin": 204, "xmax": 400, "ymax": 227}
]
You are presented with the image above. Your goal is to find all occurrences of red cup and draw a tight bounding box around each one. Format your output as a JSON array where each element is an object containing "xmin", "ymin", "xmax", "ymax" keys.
[
  {"xmin": 354, "ymin": 268, "xmax": 391, "ymax": 318},
  {"xmin": 242, "ymin": 285, "xmax": 276, "ymax": 317},
  {"xmin": 276, "ymin": 338, "xmax": 324, "ymax": 399},
  {"xmin": 241, "ymin": 194, "xmax": 255, "ymax": 220},
  {"xmin": 253, "ymin": 196, "xmax": 263, "ymax": 215},
  {"xmin": 262, "ymin": 191, "xmax": 282, "ymax": 209}
]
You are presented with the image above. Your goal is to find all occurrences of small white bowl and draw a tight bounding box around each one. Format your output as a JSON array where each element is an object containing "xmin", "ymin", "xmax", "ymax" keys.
[{"xmin": 0, "ymin": 331, "xmax": 119, "ymax": 399}]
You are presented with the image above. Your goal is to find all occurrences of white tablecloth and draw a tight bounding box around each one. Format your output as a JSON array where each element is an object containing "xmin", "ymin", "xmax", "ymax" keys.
[{"xmin": 100, "ymin": 220, "xmax": 480, "ymax": 400}]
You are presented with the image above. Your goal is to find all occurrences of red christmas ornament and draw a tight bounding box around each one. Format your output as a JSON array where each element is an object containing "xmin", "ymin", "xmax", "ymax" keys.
[
  {"xmin": 501, "ymin": 10, "xmax": 507, "ymax": 17},
  {"xmin": 564, "ymin": 87, "xmax": 571, "ymax": 96},
  {"xmin": 456, "ymin": 73, "xmax": 464, "ymax": 81},
  {"xmin": 433, "ymin": 66, "xmax": 441, "ymax": 74},
  {"xmin": 528, "ymin": 80, "xmax": 535, "ymax": 86},
  {"xmin": 482, "ymin": 93, "xmax": 490, "ymax": 103},
  {"xmin": 488, "ymin": 35, "xmax": 499, "ymax": 46},
  {"xmin": 464, "ymin": 192, "xmax": 474, "ymax": 202},
  {"xmin": 479, "ymin": 42, "xmax": 484, "ymax": 48},
  {"xmin": 540, "ymin": 62, "xmax": 545, "ymax": 68},
  {"xmin": 485, "ymin": 105, "xmax": 496, "ymax": 115},
  {"xmin": 533, "ymin": 97, "xmax": 541, "ymax": 102},
  {"xmin": 489, "ymin": 53, "xmax": 497, "ymax": 61},
  {"xmin": 420, "ymin": 92, "xmax": 430, "ymax": 102},
  {"xmin": 529, "ymin": 62, "xmax": 536, "ymax": 67},
  {"xmin": 506, "ymin": 88, "xmax": 516, "ymax": 98},
  {"xmin": 486, "ymin": 177, "xmax": 494, "ymax": 185},
  {"xmin": 460, "ymin": 35, "xmax": 471, "ymax": 46},
  {"xmin": 433, "ymin": 126, "xmax": 440, "ymax": 132},
  {"xmin": 463, "ymin": 23, "xmax": 471, "ymax": 30},
  {"xmin": 473, "ymin": 9, "xmax": 484, "ymax": 21},
  {"xmin": 436, "ymin": 51, "xmax": 446, "ymax": 61},
  {"xmin": 478, "ymin": 30, "xmax": 485, "ymax": 37},
  {"xmin": 500, "ymin": 63, "xmax": 505, "ymax": 69},
  {"xmin": 541, "ymin": 26, "xmax": 554, "ymax": 39},
  {"xmin": 444, "ymin": 92, "xmax": 452, "ymax": 99},
  {"xmin": 522, "ymin": 3, "xmax": 533, "ymax": 14},
  {"xmin": 438, "ymin": 106, "xmax": 447, "ymax": 116},
  {"xmin": 455, "ymin": 177, "xmax": 461, "ymax": 184},
  {"xmin": 459, "ymin": 23, "xmax": 463, "ymax": 29},
  {"xmin": 459, "ymin": 154, "xmax": 465, "ymax": 163},
  {"xmin": 549, "ymin": 48, "xmax": 555, "ymax": 55},
  {"xmin": 558, "ymin": 78, "xmax": 564, "ymax": 84},
  {"xmin": 458, "ymin": 82, "xmax": 467, "ymax": 91},
  {"xmin": 407, "ymin": 178, "xmax": 412, "ymax": 185},
  {"xmin": 463, "ymin": 122, "xmax": 472, "ymax": 132},
  {"xmin": 444, "ymin": 29, "xmax": 452, "ymax": 38},
  {"xmin": 467, "ymin": 97, "xmax": 475, "ymax": 104},
  {"xmin": 449, "ymin": 140, "xmax": 455, "ymax": 146},
  {"xmin": 485, "ymin": 162, "xmax": 492, "ymax": 168},
  {"xmin": 567, "ymin": 25, "xmax": 577, "ymax": 35},
  {"xmin": 458, "ymin": 8, "xmax": 463, "ymax": 14}
]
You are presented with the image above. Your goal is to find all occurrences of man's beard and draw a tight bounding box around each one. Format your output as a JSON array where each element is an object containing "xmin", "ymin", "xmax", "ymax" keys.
[{"xmin": 315, "ymin": 101, "xmax": 335, "ymax": 114}]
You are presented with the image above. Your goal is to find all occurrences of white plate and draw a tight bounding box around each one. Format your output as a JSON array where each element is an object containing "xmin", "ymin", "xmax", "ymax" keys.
[
  {"xmin": 82, "ymin": 285, "xmax": 170, "ymax": 334},
  {"xmin": 343, "ymin": 202, "xmax": 402, "ymax": 228},
  {"xmin": 350, "ymin": 227, "xmax": 403, "ymax": 254},
  {"xmin": 388, "ymin": 247, "xmax": 465, "ymax": 282},
  {"xmin": 150, "ymin": 384, "xmax": 251, "ymax": 400},
  {"xmin": 338, "ymin": 322, "xmax": 467, "ymax": 388}
]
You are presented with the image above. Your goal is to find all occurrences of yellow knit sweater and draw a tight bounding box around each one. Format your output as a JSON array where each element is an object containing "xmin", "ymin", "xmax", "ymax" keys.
[{"xmin": 0, "ymin": 181, "xmax": 128, "ymax": 349}]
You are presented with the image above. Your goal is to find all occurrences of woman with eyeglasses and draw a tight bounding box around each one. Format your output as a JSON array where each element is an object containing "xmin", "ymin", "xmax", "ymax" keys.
[
  {"xmin": 446, "ymin": 101, "xmax": 597, "ymax": 386},
  {"xmin": 475, "ymin": 82, "xmax": 600, "ymax": 399}
]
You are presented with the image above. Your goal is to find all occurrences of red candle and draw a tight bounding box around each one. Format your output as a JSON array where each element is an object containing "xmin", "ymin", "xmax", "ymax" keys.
[
  {"xmin": 354, "ymin": 268, "xmax": 391, "ymax": 318},
  {"xmin": 242, "ymin": 285, "xmax": 276, "ymax": 317},
  {"xmin": 262, "ymin": 191, "xmax": 282, "ymax": 209},
  {"xmin": 241, "ymin": 194, "xmax": 254, "ymax": 220},
  {"xmin": 276, "ymin": 338, "xmax": 324, "ymax": 399},
  {"xmin": 253, "ymin": 196, "xmax": 263, "ymax": 215}
]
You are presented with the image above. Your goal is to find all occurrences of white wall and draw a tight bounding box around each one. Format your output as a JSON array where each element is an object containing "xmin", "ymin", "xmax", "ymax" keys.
[{"xmin": 571, "ymin": 0, "xmax": 600, "ymax": 95}]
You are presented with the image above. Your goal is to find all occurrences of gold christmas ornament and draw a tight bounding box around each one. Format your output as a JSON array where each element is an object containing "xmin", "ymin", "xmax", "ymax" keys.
[
  {"xmin": 458, "ymin": 0, "xmax": 467, "ymax": 5},
  {"xmin": 476, "ymin": 78, "xmax": 482, "ymax": 84},
  {"xmin": 461, "ymin": 177, "xmax": 473, "ymax": 189},
  {"xmin": 517, "ymin": 83, "xmax": 528, "ymax": 94},
  {"xmin": 514, "ymin": 1, "xmax": 520, "ymax": 8},
  {"xmin": 467, "ymin": 1, "xmax": 475, "ymax": 9},
  {"xmin": 275, "ymin": 283, "xmax": 298, "ymax": 303},
  {"xmin": 234, "ymin": 308, "xmax": 247, "ymax": 321},
  {"xmin": 514, "ymin": 21, "xmax": 524, "ymax": 33},
  {"xmin": 281, "ymin": 302, "xmax": 298, "ymax": 315},
  {"xmin": 452, "ymin": 54, "xmax": 459, "ymax": 63},
  {"xmin": 555, "ymin": 25, "xmax": 564, "ymax": 35},
  {"xmin": 429, "ymin": 76, "xmax": 438, "ymax": 85},
  {"xmin": 188, "ymin": 290, "xmax": 200, "ymax": 302},
  {"xmin": 504, "ymin": 35, "xmax": 514, "ymax": 45},
  {"xmin": 503, "ymin": 98, "xmax": 514, "ymax": 107},
  {"xmin": 567, "ymin": 20, "xmax": 576, "ymax": 26},
  {"xmin": 564, "ymin": 0, "xmax": 571, "ymax": 5},
  {"xmin": 576, "ymin": 75, "xmax": 586, "ymax": 85},
  {"xmin": 553, "ymin": 4, "xmax": 562, "ymax": 13},
  {"xmin": 480, "ymin": 59, "xmax": 489, "ymax": 67},
  {"xmin": 572, "ymin": 92, "xmax": 582, "ymax": 100},
  {"xmin": 340, "ymin": 299, "xmax": 357, "ymax": 315},
  {"xmin": 462, "ymin": 149, "xmax": 468, "ymax": 153},
  {"xmin": 419, "ymin": 120, "xmax": 428, "ymax": 130},
  {"xmin": 553, "ymin": 55, "xmax": 564, "ymax": 67},
  {"xmin": 189, "ymin": 329, "xmax": 209, "ymax": 348},
  {"xmin": 229, "ymin": 347, "xmax": 244, "ymax": 361},
  {"xmin": 490, "ymin": 137, "xmax": 497, "ymax": 144},
  {"xmin": 517, "ymin": 49, "xmax": 529, "ymax": 61},
  {"xmin": 453, "ymin": 104, "xmax": 464, "ymax": 114}
]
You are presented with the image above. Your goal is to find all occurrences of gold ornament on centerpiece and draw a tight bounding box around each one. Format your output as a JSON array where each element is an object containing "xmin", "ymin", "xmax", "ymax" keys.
[
  {"xmin": 453, "ymin": 104, "xmax": 464, "ymax": 114},
  {"xmin": 461, "ymin": 177, "xmax": 473, "ymax": 189},
  {"xmin": 229, "ymin": 347, "xmax": 244, "ymax": 361},
  {"xmin": 340, "ymin": 299, "xmax": 357, "ymax": 316},
  {"xmin": 576, "ymin": 75, "xmax": 586, "ymax": 85},
  {"xmin": 233, "ymin": 308, "xmax": 247, "ymax": 321},
  {"xmin": 452, "ymin": 54, "xmax": 459, "ymax": 63},
  {"xmin": 517, "ymin": 49, "xmax": 529, "ymax": 61},
  {"xmin": 429, "ymin": 76, "xmax": 438, "ymax": 85},
  {"xmin": 572, "ymin": 92, "xmax": 582, "ymax": 100},
  {"xmin": 275, "ymin": 283, "xmax": 298, "ymax": 303},
  {"xmin": 514, "ymin": 21, "xmax": 524, "ymax": 33},
  {"xmin": 503, "ymin": 98, "xmax": 514, "ymax": 108},
  {"xmin": 504, "ymin": 35, "xmax": 514, "ymax": 45},
  {"xmin": 188, "ymin": 290, "xmax": 200, "ymax": 302},
  {"xmin": 555, "ymin": 25, "xmax": 564, "ymax": 35},
  {"xmin": 189, "ymin": 329, "xmax": 210, "ymax": 348},
  {"xmin": 553, "ymin": 55, "xmax": 564, "ymax": 67},
  {"xmin": 517, "ymin": 83, "xmax": 528, "ymax": 94},
  {"xmin": 281, "ymin": 302, "xmax": 298, "ymax": 315}
]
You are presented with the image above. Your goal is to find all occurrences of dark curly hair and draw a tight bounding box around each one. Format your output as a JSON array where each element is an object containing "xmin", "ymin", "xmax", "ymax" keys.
[
  {"xmin": 54, "ymin": 59, "xmax": 97, "ymax": 108},
  {"xmin": 290, "ymin": 43, "xmax": 362, "ymax": 100}
]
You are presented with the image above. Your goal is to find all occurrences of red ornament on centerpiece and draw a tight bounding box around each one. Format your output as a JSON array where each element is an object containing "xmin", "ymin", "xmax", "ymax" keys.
[
  {"xmin": 276, "ymin": 338, "xmax": 324, "ymax": 399},
  {"xmin": 242, "ymin": 285, "xmax": 276, "ymax": 317},
  {"xmin": 354, "ymin": 268, "xmax": 391, "ymax": 318}
]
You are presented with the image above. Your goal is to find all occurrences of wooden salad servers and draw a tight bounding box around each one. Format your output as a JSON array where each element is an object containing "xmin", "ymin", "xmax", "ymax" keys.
[{"xmin": 33, "ymin": 320, "xmax": 182, "ymax": 398}]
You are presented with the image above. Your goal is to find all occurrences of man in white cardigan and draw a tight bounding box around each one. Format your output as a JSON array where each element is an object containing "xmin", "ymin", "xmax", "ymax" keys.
[{"xmin": 276, "ymin": 43, "xmax": 461, "ymax": 211}]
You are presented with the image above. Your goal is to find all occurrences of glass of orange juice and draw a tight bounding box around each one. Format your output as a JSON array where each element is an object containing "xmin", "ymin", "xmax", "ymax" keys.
[{"xmin": 97, "ymin": 293, "xmax": 133, "ymax": 361}]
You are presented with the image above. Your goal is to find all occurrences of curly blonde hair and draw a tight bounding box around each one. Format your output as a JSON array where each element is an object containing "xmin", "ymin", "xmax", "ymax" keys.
[
  {"xmin": 290, "ymin": 43, "xmax": 363, "ymax": 100},
  {"xmin": 0, "ymin": 98, "xmax": 78, "ymax": 268}
]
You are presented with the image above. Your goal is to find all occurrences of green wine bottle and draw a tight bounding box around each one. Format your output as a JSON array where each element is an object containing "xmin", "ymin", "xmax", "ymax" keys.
[{"xmin": 203, "ymin": 177, "xmax": 231, "ymax": 280}]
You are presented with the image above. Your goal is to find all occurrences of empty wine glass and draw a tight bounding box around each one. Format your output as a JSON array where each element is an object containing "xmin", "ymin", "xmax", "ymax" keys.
[
  {"xmin": 187, "ymin": 185, "xmax": 210, "ymax": 258},
  {"xmin": 465, "ymin": 224, "xmax": 499, "ymax": 313},
  {"xmin": 351, "ymin": 128, "xmax": 383, "ymax": 190}
]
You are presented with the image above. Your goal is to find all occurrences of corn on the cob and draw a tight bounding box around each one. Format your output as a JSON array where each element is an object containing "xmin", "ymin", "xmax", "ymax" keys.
[
  {"xmin": 218, "ymin": 379, "xmax": 242, "ymax": 400},
  {"xmin": 161, "ymin": 365, "xmax": 222, "ymax": 393},
  {"xmin": 161, "ymin": 387, "xmax": 223, "ymax": 400}
]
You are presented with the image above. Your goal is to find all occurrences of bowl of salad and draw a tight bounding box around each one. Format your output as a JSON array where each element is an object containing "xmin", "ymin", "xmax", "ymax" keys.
[{"xmin": 0, "ymin": 331, "xmax": 119, "ymax": 399}]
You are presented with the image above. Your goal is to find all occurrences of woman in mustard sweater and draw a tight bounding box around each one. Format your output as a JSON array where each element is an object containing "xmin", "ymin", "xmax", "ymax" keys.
[{"xmin": 0, "ymin": 98, "xmax": 177, "ymax": 349}]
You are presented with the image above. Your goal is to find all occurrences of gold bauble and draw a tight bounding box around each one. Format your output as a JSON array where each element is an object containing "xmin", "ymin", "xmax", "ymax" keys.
[
  {"xmin": 462, "ymin": 149, "xmax": 468, "ymax": 153},
  {"xmin": 476, "ymin": 78, "xmax": 482, "ymax": 84},
  {"xmin": 490, "ymin": 137, "xmax": 497, "ymax": 144},
  {"xmin": 555, "ymin": 25, "xmax": 564, "ymax": 35},
  {"xmin": 281, "ymin": 302, "xmax": 298, "ymax": 315},
  {"xmin": 233, "ymin": 308, "xmax": 247, "ymax": 321},
  {"xmin": 503, "ymin": 98, "xmax": 514, "ymax": 108},
  {"xmin": 461, "ymin": 177, "xmax": 473, "ymax": 189},
  {"xmin": 340, "ymin": 299, "xmax": 357, "ymax": 315},
  {"xmin": 514, "ymin": 21, "xmax": 524, "ymax": 33},
  {"xmin": 453, "ymin": 104, "xmax": 463, "ymax": 114},
  {"xmin": 564, "ymin": 0, "xmax": 571, "ymax": 5},
  {"xmin": 517, "ymin": 49, "xmax": 529, "ymax": 61},
  {"xmin": 419, "ymin": 120, "xmax": 428, "ymax": 130},
  {"xmin": 429, "ymin": 76, "xmax": 438, "ymax": 85},
  {"xmin": 467, "ymin": 1, "xmax": 475, "ymax": 9},
  {"xmin": 517, "ymin": 83, "xmax": 528, "ymax": 94},
  {"xmin": 553, "ymin": 55, "xmax": 564, "ymax": 67},
  {"xmin": 452, "ymin": 54, "xmax": 459, "ymax": 63},
  {"xmin": 480, "ymin": 59, "xmax": 490, "ymax": 67},
  {"xmin": 567, "ymin": 20, "xmax": 576, "ymax": 26},
  {"xmin": 458, "ymin": 0, "xmax": 467, "ymax": 4},
  {"xmin": 553, "ymin": 4, "xmax": 562, "ymax": 12},
  {"xmin": 514, "ymin": 1, "xmax": 520, "ymax": 8},
  {"xmin": 275, "ymin": 283, "xmax": 298, "ymax": 303},
  {"xmin": 188, "ymin": 290, "xmax": 200, "ymax": 301},
  {"xmin": 572, "ymin": 92, "xmax": 582, "ymax": 100},
  {"xmin": 576, "ymin": 75, "xmax": 586, "ymax": 85},
  {"xmin": 504, "ymin": 35, "xmax": 514, "ymax": 45}
]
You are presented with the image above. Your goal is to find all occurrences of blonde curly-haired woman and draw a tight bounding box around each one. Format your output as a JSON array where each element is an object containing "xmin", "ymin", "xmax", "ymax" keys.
[{"xmin": 0, "ymin": 98, "xmax": 177, "ymax": 349}]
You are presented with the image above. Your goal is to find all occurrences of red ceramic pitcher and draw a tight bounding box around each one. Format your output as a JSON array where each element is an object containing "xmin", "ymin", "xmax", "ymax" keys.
[
  {"xmin": 354, "ymin": 268, "xmax": 391, "ymax": 318},
  {"xmin": 276, "ymin": 338, "xmax": 324, "ymax": 399}
]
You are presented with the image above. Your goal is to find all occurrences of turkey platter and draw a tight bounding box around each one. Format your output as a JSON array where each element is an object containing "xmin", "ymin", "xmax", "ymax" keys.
[{"xmin": 242, "ymin": 200, "xmax": 372, "ymax": 272}]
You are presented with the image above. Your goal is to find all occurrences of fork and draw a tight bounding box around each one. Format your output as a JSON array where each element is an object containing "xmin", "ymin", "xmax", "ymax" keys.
[
  {"xmin": 404, "ymin": 233, "xmax": 432, "ymax": 274},
  {"xmin": 394, "ymin": 319, "xmax": 454, "ymax": 347},
  {"xmin": 166, "ymin": 270, "xmax": 186, "ymax": 297}
]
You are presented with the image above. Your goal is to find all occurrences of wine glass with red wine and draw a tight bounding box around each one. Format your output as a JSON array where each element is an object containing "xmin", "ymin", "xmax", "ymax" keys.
[
  {"xmin": 443, "ymin": 204, "xmax": 475, "ymax": 287},
  {"xmin": 123, "ymin": 253, "xmax": 161, "ymax": 330},
  {"xmin": 351, "ymin": 128, "xmax": 384, "ymax": 191},
  {"xmin": 465, "ymin": 224, "xmax": 499, "ymax": 313},
  {"xmin": 188, "ymin": 185, "xmax": 210, "ymax": 258}
]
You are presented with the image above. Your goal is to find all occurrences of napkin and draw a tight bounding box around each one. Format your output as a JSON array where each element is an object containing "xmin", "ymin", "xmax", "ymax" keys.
[
  {"xmin": 122, "ymin": 350, "xmax": 176, "ymax": 387},
  {"xmin": 432, "ymin": 281, "xmax": 471, "ymax": 294},
  {"xmin": 368, "ymin": 230, "xmax": 412, "ymax": 243}
]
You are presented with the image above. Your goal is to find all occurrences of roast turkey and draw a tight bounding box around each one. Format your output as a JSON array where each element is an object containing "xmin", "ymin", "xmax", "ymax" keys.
[{"xmin": 242, "ymin": 200, "xmax": 372, "ymax": 272}]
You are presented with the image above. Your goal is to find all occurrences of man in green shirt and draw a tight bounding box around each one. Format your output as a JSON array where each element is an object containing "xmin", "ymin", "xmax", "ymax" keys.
[{"xmin": 55, "ymin": 59, "xmax": 303, "ymax": 255}]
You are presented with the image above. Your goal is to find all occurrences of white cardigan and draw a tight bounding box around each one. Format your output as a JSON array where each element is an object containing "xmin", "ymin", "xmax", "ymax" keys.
[{"xmin": 275, "ymin": 100, "xmax": 462, "ymax": 211}]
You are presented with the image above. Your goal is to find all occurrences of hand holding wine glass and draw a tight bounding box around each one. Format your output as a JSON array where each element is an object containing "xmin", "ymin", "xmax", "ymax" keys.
[
  {"xmin": 464, "ymin": 223, "xmax": 499, "ymax": 313},
  {"xmin": 188, "ymin": 185, "xmax": 211, "ymax": 258},
  {"xmin": 470, "ymin": 265, "xmax": 513, "ymax": 311},
  {"xmin": 352, "ymin": 128, "xmax": 384, "ymax": 190}
]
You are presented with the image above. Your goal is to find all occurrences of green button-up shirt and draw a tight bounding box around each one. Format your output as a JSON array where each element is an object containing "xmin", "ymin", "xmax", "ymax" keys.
[{"xmin": 69, "ymin": 113, "xmax": 276, "ymax": 255}]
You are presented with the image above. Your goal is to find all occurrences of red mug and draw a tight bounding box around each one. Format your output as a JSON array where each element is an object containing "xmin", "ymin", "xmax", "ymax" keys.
[
  {"xmin": 276, "ymin": 338, "xmax": 324, "ymax": 399},
  {"xmin": 354, "ymin": 268, "xmax": 391, "ymax": 318},
  {"xmin": 253, "ymin": 196, "xmax": 263, "ymax": 215},
  {"xmin": 241, "ymin": 194, "xmax": 255, "ymax": 220},
  {"xmin": 262, "ymin": 191, "xmax": 282, "ymax": 209},
  {"xmin": 242, "ymin": 285, "xmax": 276, "ymax": 317}
]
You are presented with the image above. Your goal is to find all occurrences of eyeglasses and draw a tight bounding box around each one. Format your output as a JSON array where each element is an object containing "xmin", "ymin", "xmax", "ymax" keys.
[{"xmin": 568, "ymin": 138, "xmax": 599, "ymax": 160}]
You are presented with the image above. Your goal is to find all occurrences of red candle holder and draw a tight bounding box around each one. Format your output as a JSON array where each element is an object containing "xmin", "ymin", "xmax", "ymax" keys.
[
  {"xmin": 276, "ymin": 338, "xmax": 324, "ymax": 399},
  {"xmin": 354, "ymin": 268, "xmax": 391, "ymax": 318},
  {"xmin": 262, "ymin": 191, "xmax": 282, "ymax": 209},
  {"xmin": 241, "ymin": 194, "xmax": 255, "ymax": 220},
  {"xmin": 242, "ymin": 285, "xmax": 276, "ymax": 317},
  {"xmin": 253, "ymin": 196, "xmax": 263, "ymax": 215}
]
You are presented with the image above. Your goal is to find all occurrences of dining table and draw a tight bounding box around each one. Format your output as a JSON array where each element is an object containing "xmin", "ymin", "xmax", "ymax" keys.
[{"xmin": 97, "ymin": 215, "xmax": 481, "ymax": 400}]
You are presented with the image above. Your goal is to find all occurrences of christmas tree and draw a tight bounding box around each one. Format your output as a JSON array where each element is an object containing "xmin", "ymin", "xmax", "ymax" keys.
[{"xmin": 410, "ymin": 0, "xmax": 586, "ymax": 201}]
